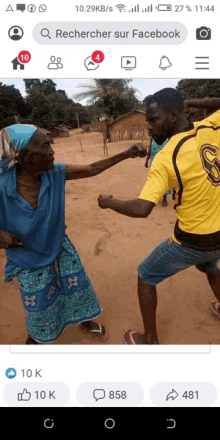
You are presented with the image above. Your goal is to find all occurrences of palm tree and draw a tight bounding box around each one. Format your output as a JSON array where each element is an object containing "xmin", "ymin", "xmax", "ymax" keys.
[{"xmin": 73, "ymin": 79, "xmax": 141, "ymax": 119}]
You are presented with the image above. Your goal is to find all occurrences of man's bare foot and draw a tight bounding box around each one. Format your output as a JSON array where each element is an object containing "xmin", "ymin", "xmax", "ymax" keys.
[
  {"xmin": 123, "ymin": 330, "xmax": 159, "ymax": 345},
  {"xmin": 162, "ymin": 196, "xmax": 168, "ymax": 207}
]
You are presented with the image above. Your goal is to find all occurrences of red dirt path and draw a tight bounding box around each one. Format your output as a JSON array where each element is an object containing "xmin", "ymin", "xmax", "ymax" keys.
[{"xmin": 0, "ymin": 129, "xmax": 219, "ymax": 344}]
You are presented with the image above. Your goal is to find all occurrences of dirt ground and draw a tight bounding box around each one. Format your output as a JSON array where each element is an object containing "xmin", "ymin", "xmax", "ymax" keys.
[{"xmin": 1, "ymin": 128, "xmax": 220, "ymax": 345}]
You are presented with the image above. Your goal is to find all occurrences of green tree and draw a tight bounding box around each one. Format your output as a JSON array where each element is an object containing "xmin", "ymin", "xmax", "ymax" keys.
[
  {"xmin": 23, "ymin": 79, "xmax": 57, "ymax": 96},
  {"xmin": 177, "ymin": 79, "xmax": 220, "ymax": 99},
  {"xmin": 0, "ymin": 83, "xmax": 27, "ymax": 129},
  {"xmin": 25, "ymin": 87, "xmax": 53, "ymax": 127},
  {"xmin": 23, "ymin": 79, "xmax": 101, "ymax": 128},
  {"xmin": 176, "ymin": 79, "xmax": 220, "ymax": 121},
  {"xmin": 23, "ymin": 79, "xmax": 41, "ymax": 95},
  {"xmin": 73, "ymin": 79, "xmax": 141, "ymax": 119}
]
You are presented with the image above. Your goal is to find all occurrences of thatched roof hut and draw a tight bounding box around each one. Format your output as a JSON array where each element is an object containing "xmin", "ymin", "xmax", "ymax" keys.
[
  {"xmin": 109, "ymin": 110, "xmax": 150, "ymax": 142},
  {"xmin": 46, "ymin": 127, "xmax": 69, "ymax": 138}
]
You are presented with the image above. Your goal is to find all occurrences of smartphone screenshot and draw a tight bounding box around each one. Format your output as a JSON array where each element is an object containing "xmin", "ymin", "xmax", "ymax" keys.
[{"xmin": 0, "ymin": 0, "xmax": 219, "ymax": 433}]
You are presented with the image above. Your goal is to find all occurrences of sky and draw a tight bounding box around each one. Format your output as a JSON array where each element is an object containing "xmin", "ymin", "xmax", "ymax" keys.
[{"xmin": 0, "ymin": 78, "xmax": 180, "ymax": 104}]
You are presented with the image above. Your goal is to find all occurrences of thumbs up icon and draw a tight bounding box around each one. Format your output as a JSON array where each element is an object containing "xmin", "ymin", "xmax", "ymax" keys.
[
  {"xmin": 5, "ymin": 368, "xmax": 16, "ymax": 379},
  {"xmin": 18, "ymin": 389, "xmax": 31, "ymax": 401}
]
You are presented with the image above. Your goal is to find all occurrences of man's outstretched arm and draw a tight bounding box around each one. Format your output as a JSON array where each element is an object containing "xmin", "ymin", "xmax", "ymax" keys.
[
  {"xmin": 65, "ymin": 144, "xmax": 147, "ymax": 180},
  {"xmin": 98, "ymin": 195, "xmax": 155, "ymax": 218}
]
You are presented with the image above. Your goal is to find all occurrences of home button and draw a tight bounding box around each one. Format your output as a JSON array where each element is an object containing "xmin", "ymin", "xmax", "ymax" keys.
[{"xmin": 104, "ymin": 418, "xmax": 115, "ymax": 429}]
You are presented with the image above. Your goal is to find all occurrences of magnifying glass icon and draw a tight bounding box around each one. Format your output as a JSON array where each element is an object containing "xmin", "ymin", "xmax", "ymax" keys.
[{"xmin": 41, "ymin": 28, "xmax": 51, "ymax": 39}]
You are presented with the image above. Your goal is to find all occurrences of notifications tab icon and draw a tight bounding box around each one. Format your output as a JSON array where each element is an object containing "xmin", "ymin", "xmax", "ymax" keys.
[{"xmin": 159, "ymin": 55, "xmax": 172, "ymax": 70}]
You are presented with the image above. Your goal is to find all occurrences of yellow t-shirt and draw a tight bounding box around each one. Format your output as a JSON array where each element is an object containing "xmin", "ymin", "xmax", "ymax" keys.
[{"xmin": 138, "ymin": 110, "xmax": 220, "ymax": 250}]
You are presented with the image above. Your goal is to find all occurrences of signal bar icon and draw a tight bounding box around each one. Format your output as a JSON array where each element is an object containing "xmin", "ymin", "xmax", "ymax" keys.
[
  {"xmin": 143, "ymin": 5, "xmax": 153, "ymax": 12},
  {"xmin": 128, "ymin": 4, "xmax": 153, "ymax": 12}
]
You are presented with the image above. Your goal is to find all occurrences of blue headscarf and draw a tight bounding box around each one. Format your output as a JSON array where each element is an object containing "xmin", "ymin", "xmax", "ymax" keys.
[{"xmin": 0, "ymin": 124, "xmax": 37, "ymax": 173}]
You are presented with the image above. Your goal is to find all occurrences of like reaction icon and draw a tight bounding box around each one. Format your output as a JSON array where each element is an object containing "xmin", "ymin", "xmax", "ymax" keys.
[
  {"xmin": 5, "ymin": 368, "xmax": 17, "ymax": 379},
  {"xmin": 18, "ymin": 389, "xmax": 31, "ymax": 401}
]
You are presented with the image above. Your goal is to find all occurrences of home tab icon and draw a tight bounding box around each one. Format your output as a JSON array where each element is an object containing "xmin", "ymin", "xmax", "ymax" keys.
[{"xmin": 11, "ymin": 57, "xmax": 25, "ymax": 70}]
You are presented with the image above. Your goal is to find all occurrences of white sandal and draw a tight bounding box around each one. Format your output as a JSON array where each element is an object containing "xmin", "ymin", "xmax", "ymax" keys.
[
  {"xmin": 79, "ymin": 323, "xmax": 109, "ymax": 341},
  {"xmin": 210, "ymin": 301, "xmax": 220, "ymax": 320}
]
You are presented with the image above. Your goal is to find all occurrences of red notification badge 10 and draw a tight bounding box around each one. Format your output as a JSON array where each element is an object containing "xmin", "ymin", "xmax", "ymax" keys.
[{"xmin": 18, "ymin": 51, "xmax": 31, "ymax": 64}]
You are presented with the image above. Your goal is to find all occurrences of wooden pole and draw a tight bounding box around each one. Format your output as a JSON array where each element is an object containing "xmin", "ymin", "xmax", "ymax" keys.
[{"xmin": 78, "ymin": 137, "xmax": 83, "ymax": 151}]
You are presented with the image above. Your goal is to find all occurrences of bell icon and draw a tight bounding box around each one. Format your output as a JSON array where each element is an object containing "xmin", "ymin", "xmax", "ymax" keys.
[{"xmin": 159, "ymin": 56, "xmax": 172, "ymax": 70}]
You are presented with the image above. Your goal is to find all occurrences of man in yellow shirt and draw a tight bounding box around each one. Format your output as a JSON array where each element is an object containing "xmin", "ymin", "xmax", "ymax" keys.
[{"xmin": 98, "ymin": 88, "xmax": 220, "ymax": 344}]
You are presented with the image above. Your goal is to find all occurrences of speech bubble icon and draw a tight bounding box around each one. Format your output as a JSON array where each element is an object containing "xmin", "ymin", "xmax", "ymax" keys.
[
  {"xmin": 17, "ymin": 4, "xmax": 26, "ymax": 12},
  {"xmin": 84, "ymin": 56, "xmax": 99, "ymax": 71},
  {"xmin": 93, "ymin": 389, "xmax": 105, "ymax": 401}
]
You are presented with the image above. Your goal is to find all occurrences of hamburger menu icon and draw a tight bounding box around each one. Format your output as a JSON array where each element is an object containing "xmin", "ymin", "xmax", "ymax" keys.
[{"xmin": 8, "ymin": 26, "xmax": 24, "ymax": 41}]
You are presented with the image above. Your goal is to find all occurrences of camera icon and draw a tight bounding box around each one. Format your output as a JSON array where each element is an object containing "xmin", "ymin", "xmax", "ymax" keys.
[{"xmin": 196, "ymin": 27, "xmax": 211, "ymax": 40}]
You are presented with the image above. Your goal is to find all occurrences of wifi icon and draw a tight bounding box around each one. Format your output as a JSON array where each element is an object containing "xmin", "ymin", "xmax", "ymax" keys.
[{"xmin": 116, "ymin": 4, "xmax": 126, "ymax": 12}]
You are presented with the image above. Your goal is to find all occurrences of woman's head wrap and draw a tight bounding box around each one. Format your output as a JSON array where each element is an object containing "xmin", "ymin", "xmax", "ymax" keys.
[{"xmin": 0, "ymin": 124, "xmax": 37, "ymax": 173}]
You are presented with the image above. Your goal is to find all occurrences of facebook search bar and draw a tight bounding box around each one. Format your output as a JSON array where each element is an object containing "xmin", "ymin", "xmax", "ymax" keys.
[{"xmin": 33, "ymin": 22, "xmax": 188, "ymax": 45}]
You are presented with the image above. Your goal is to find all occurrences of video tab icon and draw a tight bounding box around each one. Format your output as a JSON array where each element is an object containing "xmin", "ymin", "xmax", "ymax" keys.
[{"xmin": 121, "ymin": 56, "xmax": 136, "ymax": 70}]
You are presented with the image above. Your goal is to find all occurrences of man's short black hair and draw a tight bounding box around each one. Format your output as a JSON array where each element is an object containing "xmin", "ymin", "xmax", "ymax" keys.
[{"xmin": 145, "ymin": 88, "xmax": 184, "ymax": 114}]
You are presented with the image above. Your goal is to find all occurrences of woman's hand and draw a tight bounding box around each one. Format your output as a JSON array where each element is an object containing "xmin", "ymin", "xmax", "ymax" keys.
[
  {"xmin": 98, "ymin": 194, "xmax": 113, "ymax": 209},
  {"xmin": 0, "ymin": 230, "xmax": 24, "ymax": 249}
]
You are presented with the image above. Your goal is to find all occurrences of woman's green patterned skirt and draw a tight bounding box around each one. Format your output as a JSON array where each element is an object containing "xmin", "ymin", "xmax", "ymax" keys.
[{"xmin": 4, "ymin": 236, "xmax": 102, "ymax": 343}]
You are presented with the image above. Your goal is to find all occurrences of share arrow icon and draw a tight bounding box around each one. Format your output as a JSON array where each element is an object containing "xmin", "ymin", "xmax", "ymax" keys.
[{"xmin": 166, "ymin": 389, "xmax": 179, "ymax": 401}]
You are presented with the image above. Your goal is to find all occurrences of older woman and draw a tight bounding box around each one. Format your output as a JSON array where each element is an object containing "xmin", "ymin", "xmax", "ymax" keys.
[{"xmin": 0, "ymin": 124, "xmax": 146, "ymax": 344}]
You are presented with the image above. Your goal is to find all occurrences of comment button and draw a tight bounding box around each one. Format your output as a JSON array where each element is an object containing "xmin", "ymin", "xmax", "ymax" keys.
[{"xmin": 77, "ymin": 382, "xmax": 144, "ymax": 406}]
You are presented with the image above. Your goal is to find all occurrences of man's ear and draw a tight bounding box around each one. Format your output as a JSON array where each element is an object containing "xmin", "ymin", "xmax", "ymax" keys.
[{"xmin": 170, "ymin": 109, "xmax": 179, "ymax": 122}]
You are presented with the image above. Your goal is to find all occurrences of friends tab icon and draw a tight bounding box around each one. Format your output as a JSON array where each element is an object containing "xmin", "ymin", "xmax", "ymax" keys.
[{"xmin": 47, "ymin": 56, "xmax": 63, "ymax": 70}]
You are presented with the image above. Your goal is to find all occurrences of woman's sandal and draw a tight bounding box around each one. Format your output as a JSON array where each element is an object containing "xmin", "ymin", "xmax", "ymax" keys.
[
  {"xmin": 79, "ymin": 323, "xmax": 109, "ymax": 342},
  {"xmin": 210, "ymin": 301, "xmax": 220, "ymax": 321}
]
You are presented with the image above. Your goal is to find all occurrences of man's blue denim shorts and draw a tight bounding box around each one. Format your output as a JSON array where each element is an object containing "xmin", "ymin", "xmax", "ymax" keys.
[{"xmin": 138, "ymin": 237, "xmax": 220, "ymax": 285}]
